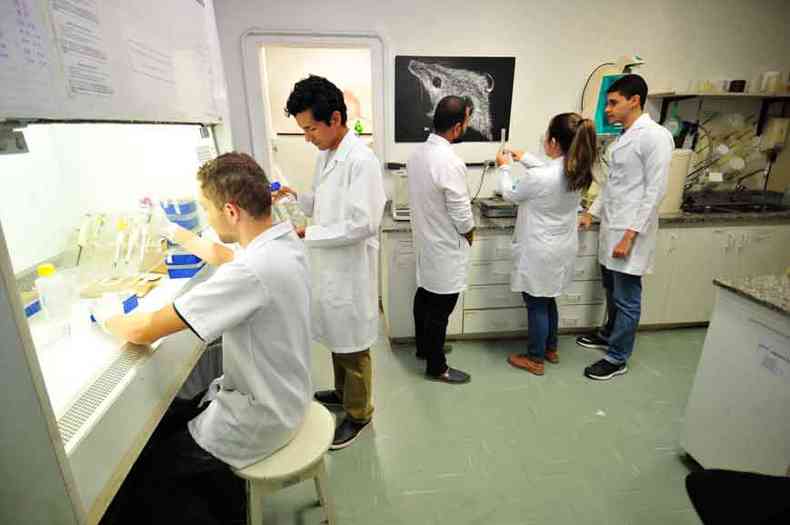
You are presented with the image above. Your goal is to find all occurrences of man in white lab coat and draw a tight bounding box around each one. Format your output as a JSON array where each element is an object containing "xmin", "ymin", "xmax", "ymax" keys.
[
  {"xmin": 406, "ymin": 96, "xmax": 475, "ymax": 384},
  {"xmin": 578, "ymin": 74, "xmax": 674, "ymax": 380},
  {"xmin": 93, "ymin": 153, "xmax": 312, "ymax": 524},
  {"xmin": 282, "ymin": 75, "xmax": 386, "ymax": 449}
]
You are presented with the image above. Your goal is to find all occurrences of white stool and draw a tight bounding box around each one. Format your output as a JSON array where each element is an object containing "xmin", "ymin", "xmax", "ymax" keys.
[{"xmin": 233, "ymin": 402, "xmax": 336, "ymax": 525}]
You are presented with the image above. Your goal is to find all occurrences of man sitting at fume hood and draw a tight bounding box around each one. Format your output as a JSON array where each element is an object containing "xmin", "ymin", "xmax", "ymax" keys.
[{"xmin": 93, "ymin": 152, "xmax": 312, "ymax": 525}]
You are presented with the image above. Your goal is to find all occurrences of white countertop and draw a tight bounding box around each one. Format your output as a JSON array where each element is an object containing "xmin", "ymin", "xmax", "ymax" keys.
[{"xmin": 29, "ymin": 278, "xmax": 191, "ymax": 419}]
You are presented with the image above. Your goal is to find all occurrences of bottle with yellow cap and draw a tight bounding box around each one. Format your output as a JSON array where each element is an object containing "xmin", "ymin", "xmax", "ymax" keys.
[{"xmin": 35, "ymin": 263, "xmax": 76, "ymax": 323}]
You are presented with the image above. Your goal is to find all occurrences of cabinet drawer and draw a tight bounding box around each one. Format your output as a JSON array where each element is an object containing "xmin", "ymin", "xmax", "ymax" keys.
[
  {"xmin": 468, "ymin": 260, "xmax": 512, "ymax": 285},
  {"xmin": 465, "ymin": 284, "xmax": 523, "ymax": 309},
  {"xmin": 577, "ymin": 231, "xmax": 598, "ymax": 256},
  {"xmin": 463, "ymin": 308, "xmax": 527, "ymax": 334},
  {"xmin": 470, "ymin": 236, "xmax": 512, "ymax": 261},
  {"xmin": 573, "ymin": 256, "xmax": 601, "ymax": 281},
  {"xmin": 558, "ymin": 280, "xmax": 605, "ymax": 306},
  {"xmin": 558, "ymin": 304, "xmax": 605, "ymax": 329}
]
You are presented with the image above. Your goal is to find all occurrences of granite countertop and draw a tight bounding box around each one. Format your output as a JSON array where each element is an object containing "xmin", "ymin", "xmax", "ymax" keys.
[
  {"xmin": 714, "ymin": 274, "xmax": 790, "ymax": 317},
  {"xmin": 381, "ymin": 201, "xmax": 790, "ymax": 233}
]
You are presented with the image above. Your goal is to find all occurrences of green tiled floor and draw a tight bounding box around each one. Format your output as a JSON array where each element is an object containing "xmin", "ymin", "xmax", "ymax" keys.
[{"xmin": 258, "ymin": 323, "xmax": 707, "ymax": 525}]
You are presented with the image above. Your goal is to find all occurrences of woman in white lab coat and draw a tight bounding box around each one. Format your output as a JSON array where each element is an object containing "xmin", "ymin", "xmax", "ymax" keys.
[{"xmin": 497, "ymin": 113, "xmax": 597, "ymax": 375}]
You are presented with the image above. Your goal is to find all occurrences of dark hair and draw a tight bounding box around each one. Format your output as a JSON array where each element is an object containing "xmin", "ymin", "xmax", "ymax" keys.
[
  {"xmin": 433, "ymin": 95, "xmax": 474, "ymax": 133},
  {"xmin": 547, "ymin": 113, "xmax": 597, "ymax": 192},
  {"xmin": 606, "ymin": 74, "xmax": 648, "ymax": 109},
  {"xmin": 285, "ymin": 75, "xmax": 347, "ymax": 126},
  {"xmin": 197, "ymin": 152, "xmax": 272, "ymax": 218}
]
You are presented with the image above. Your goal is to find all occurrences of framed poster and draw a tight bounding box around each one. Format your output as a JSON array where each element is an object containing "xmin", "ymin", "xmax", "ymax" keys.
[{"xmin": 395, "ymin": 56, "xmax": 515, "ymax": 143}]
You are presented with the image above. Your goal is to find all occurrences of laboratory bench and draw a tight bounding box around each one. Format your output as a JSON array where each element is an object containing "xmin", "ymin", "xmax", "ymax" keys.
[
  {"xmin": 682, "ymin": 274, "xmax": 790, "ymax": 476},
  {"xmin": 8, "ymin": 274, "xmax": 206, "ymax": 524},
  {"xmin": 381, "ymin": 202, "xmax": 790, "ymax": 342}
]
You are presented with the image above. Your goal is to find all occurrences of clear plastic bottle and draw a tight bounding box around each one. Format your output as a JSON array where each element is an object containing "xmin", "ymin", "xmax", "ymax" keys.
[
  {"xmin": 270, "ymin": 181, "xmax": 307, "ymax": 230},
  {"xmin": 35, "ymin": 263, "xmax": 77, "ymax": 323}
]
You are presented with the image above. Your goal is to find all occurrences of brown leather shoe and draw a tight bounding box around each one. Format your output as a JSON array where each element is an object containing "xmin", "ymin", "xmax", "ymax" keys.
[
  {"xmin": 507, "ymin": 354, "xmax": 545, "ymax": 375},
  {"xmin": 545, "ymin": 349, "xmax": 559, "ymax": 364}
]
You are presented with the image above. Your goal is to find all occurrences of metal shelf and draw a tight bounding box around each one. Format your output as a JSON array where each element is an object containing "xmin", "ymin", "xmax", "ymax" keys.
[{"xmin": 648, "ymin": 92, "xmax": 790, "ymax": 135}]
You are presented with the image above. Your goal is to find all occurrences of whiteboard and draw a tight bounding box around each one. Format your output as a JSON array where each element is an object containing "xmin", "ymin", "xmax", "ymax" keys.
[{"xmin": 0, "ymin": 0, "xmax": 224, "ymax": 124}]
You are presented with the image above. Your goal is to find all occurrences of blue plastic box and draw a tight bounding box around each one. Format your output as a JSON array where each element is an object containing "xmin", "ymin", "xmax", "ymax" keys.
[
  {"xmin": 166, "ymin": 252, "xmax": 202, "ymax": 266},
  {"xmin": 161, "ymin": 200, "xmax": 197, "ymax": 216},
  {"xmin": 167, "ymin": 262, "xmax": 205, "ymax": 279}
]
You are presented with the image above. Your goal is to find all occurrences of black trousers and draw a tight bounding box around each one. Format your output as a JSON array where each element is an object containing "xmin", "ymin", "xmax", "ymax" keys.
[
  {"xmin": 101, "ymin": 392, "xmax": 246, "ymax": 525},
  {"xmin": 686, "ymin": 469, "xmax": 790, "ymax": 524},
  {"xmin": 413, "ymin": 286, "xmax": 459, "ymax": 377}
]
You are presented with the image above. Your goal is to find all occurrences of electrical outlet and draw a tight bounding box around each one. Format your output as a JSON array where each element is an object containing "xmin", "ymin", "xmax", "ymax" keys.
[{"xmin": 0, "ymin": 129, "xmax": 28, "ymax": 155}]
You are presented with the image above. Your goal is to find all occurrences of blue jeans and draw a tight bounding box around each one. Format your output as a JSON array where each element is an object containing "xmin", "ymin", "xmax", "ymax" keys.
[
  {"xmin": 599, "ymin": 266, "xmax": 642, "ymax": 365},
  {"xmin": 522, "ymin": 293, "xmax": 558, "ymax": 362}
]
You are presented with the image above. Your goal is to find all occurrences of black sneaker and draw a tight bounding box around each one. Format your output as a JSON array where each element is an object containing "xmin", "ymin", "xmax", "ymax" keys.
[
  {"xmin": 426, "ymin": 366, "xmax": 471, "ymax": 384},
  {"xmin": 576, "ymin": 334, "xmax": 609, "ymax": 350},
  {"xmin": 313, "ymin": 390, "xmax": 343, "ymax": 409},
  {"xmin": 416, "ymin": 344, "xmax": 453, "ymax": 359},
  {"xmin": 584, "ymin": 359, "xmax": 628, "ymax": 380},
  {"xmin": 330, "ymin": 418, "xmax": 370, "ymax": 450}
]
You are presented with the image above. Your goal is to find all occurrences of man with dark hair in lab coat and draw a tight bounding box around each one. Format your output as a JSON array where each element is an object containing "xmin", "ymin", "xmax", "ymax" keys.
[
  {"xmin": 406, "ymin": 95, "xmax": 475, "ymax": 384},
  {"xmin": 279, "ymin": 75, "xmax": 387, "ymax": 449},
  {"xmin": 577, "ymin": 74, "xmax": 674, "ymax": 381}
]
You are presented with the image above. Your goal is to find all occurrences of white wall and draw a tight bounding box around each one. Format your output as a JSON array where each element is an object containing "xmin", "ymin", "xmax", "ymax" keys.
[
  {"xmin": 0, "ymin": 124, "xmax": 212, "ymax": 273},
  {"xmin": 264, "ymin": 46, "xmax": 374, "ymax": 134},
  {"xmin": 214, "ymin": 0, "xmax": 790, "ymax": 197},
  {"xmin": 263, "ymin": 46, "xmax": 374, "ymax": 194}
]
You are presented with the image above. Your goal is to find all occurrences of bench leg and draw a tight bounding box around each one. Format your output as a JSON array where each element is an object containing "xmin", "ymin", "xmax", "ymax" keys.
[
  {"xmin": 314, "ymin": 459, "xmax": 336, "ymax": 525},
  {"xmin": 247, "ymin": 480, "xmax": 265, "ymax": 525}
]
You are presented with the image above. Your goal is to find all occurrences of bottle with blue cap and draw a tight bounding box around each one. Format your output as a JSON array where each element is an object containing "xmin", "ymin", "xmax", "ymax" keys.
[{"xmin": 270, "ymin": 181, "xmax": 307, "ymax": 230}]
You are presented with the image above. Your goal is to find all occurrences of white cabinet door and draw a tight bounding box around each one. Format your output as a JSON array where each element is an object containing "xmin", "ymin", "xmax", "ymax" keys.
[
  {"xmin": 447, "ymin": 293, "xmax": 464, "ymax": 335},
  {"xmin": 742, "ymin": 226, "xmax": 790, "ymax": 277},
  {"xmin": 383, "ymin": 234, "xmax": 464, "ymax": 338},
  {"xmin": 470, "ymin": 235, "xmax": 512, "ymax": 261},
  {"xmin": 640, "ymin": 229, "xmax": 674, "ymax": 325},
  {"xmin": 709, "ymin": 227, "xmax": 742, "ymax": 282},
  {"xmin": 573, "ymin": 255, "xmax": 601, "ymax": 281},
  {"xmin": 662, "ymin": 228, "xmax": 719, "ymax": 324},
  {"xmin": 559, "ymin": 304, "xmax": 606, "ymax": 329},
  {"xmin": 468, "ymin": 260, "xmax": 512, "ymax": 285},
  {"xmin": 463, "ymin": 307, "xmax": 527, "ymax": 334},
  {"xmin": 557, "ymin": 280, "xmax": 606, "ymax": 306},
  {"xmin": 577, "ymin": 230, "xmax": 598, "ymax": 256},
  {"xmin": 465, "ymin": 284, "xmax": 523, "ymax": 309}
]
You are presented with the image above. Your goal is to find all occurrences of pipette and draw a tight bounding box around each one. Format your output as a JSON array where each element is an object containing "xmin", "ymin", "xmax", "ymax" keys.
[
  {"xmin": 76, "ymin": 214, "xmax": 92, "ymax": 265},
  {"xmin": 113, "ymin": 217, "xmax": 129, "ymax": 271},
  {"xmin": 499, "ymin": 127, "xmax": 512, "ymax": 164},
  {"xmin": 124, "ymin": 223, "xmax": 137, "ymax": 266}
]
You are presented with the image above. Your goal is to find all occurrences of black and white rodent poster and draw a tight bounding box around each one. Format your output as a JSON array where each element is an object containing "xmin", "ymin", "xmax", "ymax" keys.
[{"xmin": 395, "ymin": 56, "xmax": 516, "ymax": 143}]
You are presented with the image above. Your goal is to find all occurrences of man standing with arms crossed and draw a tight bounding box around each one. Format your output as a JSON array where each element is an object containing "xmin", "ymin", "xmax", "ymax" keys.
[
  {"xmin": 407, "ymin": 95, "xmax": 475, "ymax": 384},
  {"xmin": 577, "ymin": 74, "xmax": 674, "ymax": 381}
]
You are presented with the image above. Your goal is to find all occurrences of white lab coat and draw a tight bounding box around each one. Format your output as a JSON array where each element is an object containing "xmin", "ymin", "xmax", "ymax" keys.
[
  {"xmin": 174, "ymin": 222, "xmax": 312, "ymax": 469},
  {"xmin": 589, "ymin": 114, "xmax": 674, "ymax": 276},
  {"xmin": 297, "ymin": 131, "xmax": 386, "ymax": 353},
  {"xmin": 498, "ymin": 154, "xmax": 581, "ymax": 297},
  {"xmin": 406, "ymin": 134, "xmax": 476, "ymax": 295}
]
